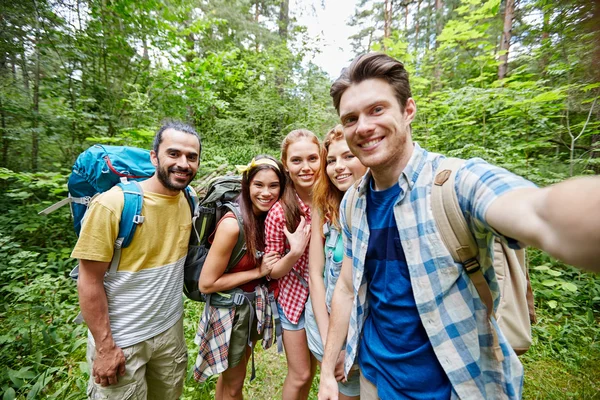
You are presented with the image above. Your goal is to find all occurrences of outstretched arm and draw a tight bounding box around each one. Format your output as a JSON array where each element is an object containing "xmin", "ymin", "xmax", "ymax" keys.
[{"xmin": 486, "ymin": 177, "xmax": 600, "ymax": 272}]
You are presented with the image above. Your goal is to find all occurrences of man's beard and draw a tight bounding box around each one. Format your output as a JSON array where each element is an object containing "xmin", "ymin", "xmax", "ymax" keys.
[{"xmin": 156, "ymin": 162, "xmax": 196, "ymax": 192}]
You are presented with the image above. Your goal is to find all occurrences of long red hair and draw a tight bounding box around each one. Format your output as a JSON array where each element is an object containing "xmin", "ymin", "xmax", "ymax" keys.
[{"xmin": 312, "ymin": 125, "xmax": 345, "ymax": 231}]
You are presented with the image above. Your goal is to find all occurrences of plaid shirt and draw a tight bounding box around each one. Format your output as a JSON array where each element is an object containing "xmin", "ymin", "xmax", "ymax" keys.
[
  {"xmin": 340, "ymin": 143, "xmax": 536, "ymax": 399},
  {"xmin": 193, "ymin": 285, "xmax": 273, "ymax": 382},
  {"xmin": 265, "ymin": 197, "xmax": 311, "ymax": 324}
]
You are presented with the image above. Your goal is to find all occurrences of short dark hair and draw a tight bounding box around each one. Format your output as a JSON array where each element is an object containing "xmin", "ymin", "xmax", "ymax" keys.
[
  {"xmin": 153, "ymin": 120, "xmax": 201, "ymax": 154},
  {"xmin": 330, "ymin": 52, "xmax": 412, "ymax": 114}
]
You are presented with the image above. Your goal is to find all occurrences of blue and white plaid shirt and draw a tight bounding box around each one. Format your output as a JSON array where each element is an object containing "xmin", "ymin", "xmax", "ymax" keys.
[{"xmin": 340, "ymin": 143, "xmax": 536, "ymax": 399}]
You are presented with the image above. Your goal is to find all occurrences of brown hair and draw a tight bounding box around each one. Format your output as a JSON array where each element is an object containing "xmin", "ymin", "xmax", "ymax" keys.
[
  {"xmin": 312, "ymin": 125, "xmax": 345, "ymax": 231},
  {"xmin": 279, "ymin": 129, "xmax": 321, "ymax": 232},
  {"xmin": 330, "ymin": 52, "xmax": 412, "ymax": 114},
  {"xmin": 237, "ymin": 155, "xmax": 286, "ymax": 265}
]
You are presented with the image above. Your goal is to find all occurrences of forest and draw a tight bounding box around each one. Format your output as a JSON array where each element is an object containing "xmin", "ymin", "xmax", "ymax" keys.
[{"xmin": 0, "ymin": 0, "xmax": 599, "ymax": 398}]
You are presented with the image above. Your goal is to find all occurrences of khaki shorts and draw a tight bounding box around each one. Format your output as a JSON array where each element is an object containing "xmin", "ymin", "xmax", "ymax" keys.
[
  {"xmin": 228, "ymin": 301, "xmax": 262, "ymax": 368},
  {"xmin": 86, "ymin": 316, "xmax": 187, "ymax": 400}
]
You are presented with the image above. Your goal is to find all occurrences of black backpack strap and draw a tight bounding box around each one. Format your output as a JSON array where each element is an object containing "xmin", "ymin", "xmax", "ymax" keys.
[{"xmin": 223, "ymin": 202, "xmax": 246, "ymax": 271}]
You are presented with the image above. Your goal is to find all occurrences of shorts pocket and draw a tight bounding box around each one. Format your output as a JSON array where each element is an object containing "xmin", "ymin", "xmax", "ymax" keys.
[{"xmin": 87, "ymin": 381, "xmax": 140, "ymax": 400}]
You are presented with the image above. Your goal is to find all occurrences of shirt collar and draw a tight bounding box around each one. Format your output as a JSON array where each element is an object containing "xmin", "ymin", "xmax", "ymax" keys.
[
  {"xmin": 296, "ymin": 192, "xmax": 310, "ymax": 214},
  {"xmin": 356, "ymin": 142, "xmax": 428, "ymax": 195}
]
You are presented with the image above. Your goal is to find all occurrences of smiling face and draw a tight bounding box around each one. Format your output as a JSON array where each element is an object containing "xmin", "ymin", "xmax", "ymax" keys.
[
  {"xmin": 326, "ymin": 138, "xmax": 367, "ymax": 192},
  {"xmin": 284, "ymin": 138, "xmax": 320, "ymax": 193},
  {"xmin": 249, "ymin": 169, "xmax": 281, "ymax": 215},
  {"xmin": 152, "ymin": 128, "xmax": 200, "ymax": 195},
  {"xmin": 339, "ymin": 78, "xmax": 416, "ymax": 183}
]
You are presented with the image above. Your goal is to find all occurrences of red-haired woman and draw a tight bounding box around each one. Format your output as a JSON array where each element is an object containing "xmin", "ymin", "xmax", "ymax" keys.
[{"xmin": 306, "ymin": 125, "xmax": 367, "ymax": 400}]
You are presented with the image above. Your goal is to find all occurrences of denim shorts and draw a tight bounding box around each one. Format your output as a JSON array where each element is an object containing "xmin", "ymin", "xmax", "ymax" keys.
[{"xmin": 277, "ymin": 301, "xmax": 306, "ymax": 331}]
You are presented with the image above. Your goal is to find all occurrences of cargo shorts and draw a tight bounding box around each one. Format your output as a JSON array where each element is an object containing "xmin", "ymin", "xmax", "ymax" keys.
[{"xmin": 86, "ymin": 316, "xmax": 187, "ymax": 400}]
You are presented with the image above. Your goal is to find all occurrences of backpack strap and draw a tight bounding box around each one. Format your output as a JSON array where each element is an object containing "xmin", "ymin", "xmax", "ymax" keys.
[
  {"xmin": 112, "ymin": 180, "xmax": 145, "ymax": 275},
  {"xmin": 184, "ymin": 186, "xmax": 199, "ymax": 218},
  {"xmin": 431, "ymin": 157, "xmax": 503, "ymax": 360},
  {"xmin": 344, "ymin": 179, "xmax": 361, "ymax": 233},
  {"xmin": 222, "ymin": 202, "xmax": 246, "ymax": 271}
]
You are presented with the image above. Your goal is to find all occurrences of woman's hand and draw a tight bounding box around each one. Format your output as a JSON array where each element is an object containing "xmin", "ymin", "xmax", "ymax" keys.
[
  {"xmin": 259, "ymin": 251, "xmax": 279, "ymax": 277},
  {"xmin": 283, "ymin": 216, "xmax": 311, "ymax": 257}
]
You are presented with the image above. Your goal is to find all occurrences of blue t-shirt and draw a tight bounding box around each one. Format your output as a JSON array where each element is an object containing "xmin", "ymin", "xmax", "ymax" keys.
[{"xmin": 359, "ymin": 180, "xmax": 451, "ymax": 399}]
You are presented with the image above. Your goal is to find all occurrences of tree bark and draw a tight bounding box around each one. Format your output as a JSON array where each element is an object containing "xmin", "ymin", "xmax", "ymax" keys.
[
  {"xmin": 540, "ymin": 1, "xmax": 550, "ymax": 76},
  {"xmin": 433, "ymin": 0, "xmax": 444, "ymax": 87},
  {"xmin": 498, "ymin": 0, "xmax": 515, "ymax": 80},
  {"xmin": 278, "ymin": 0, "xmax": 289, "ymax": 41},
  {"xmin": 414, "ymin": 0, "xmax": 422, "ymax": 58},
  {"xmin": 31, "ymin": 28, "xmax": 40, "ymax": 171},
  {"xmin": 255, "ymin": 0, "xmax": 260, "ymax": 52},
  {"xmin": 384, "ymin": 0, "xmax": 393, "ymax": 49}
]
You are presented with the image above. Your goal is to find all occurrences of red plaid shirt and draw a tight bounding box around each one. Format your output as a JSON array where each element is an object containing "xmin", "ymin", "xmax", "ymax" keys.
[{"xmin": 265, "ymin": 196, "xmax": 311, "ymax": 325}]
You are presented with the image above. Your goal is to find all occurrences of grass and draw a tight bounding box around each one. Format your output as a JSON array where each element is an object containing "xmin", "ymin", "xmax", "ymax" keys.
[{"xmin": 181, "ymin": 301, "xmax": 600, "ymax": 400}]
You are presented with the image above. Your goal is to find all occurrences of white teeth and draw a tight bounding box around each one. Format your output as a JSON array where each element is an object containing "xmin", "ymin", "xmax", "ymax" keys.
[
  {"xmin": 337, "ymin": 174, "xmax": 351, "ymax": 180},
  {"xmin": 360, "ymin": 139, "xmax": 381, "ymax": 148}
]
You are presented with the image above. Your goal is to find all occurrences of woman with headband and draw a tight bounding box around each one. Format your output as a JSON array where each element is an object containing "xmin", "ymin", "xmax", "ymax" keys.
[{"xmin": 194, "ymin": 155, "xmax": 285, "ymax": 399}]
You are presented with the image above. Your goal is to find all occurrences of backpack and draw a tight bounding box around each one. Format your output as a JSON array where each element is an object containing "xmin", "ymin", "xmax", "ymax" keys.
[
  {"xmin": 431, "ymin": 157, "xmax": 535, "ymax": 356},
  {"xmin": 39, "ymin": 144, "xmax": 198, "ymax": 278},
  {"xmin": 344, "ymin": 157, "xmax": 536, "ymax": 356},
  {"xmin": 183, "ymin": 175, "xmax": 246, "ymax": 302}
]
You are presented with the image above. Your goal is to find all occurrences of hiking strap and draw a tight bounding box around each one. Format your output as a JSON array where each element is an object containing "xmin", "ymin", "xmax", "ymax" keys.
[
  {"xmin": 344, "ymin": 180, "xmax": 361, "ymax": 233},
  {"xmin": 291, "ymin": 269, "xmax": 309, "ymax": 288},
  {"xmin": 222, "ymin": 202, "xmax": 247, "ymax": 270},
  {"xmin": 38, "ymin": 195, "xmax": 87, "ymax": 215},
  {"xmin": 269, "ymin": 291, "xmax": 284, "ymax": 353},
  {"xmin": 431, "ymin": 157, "xmax": 503, "ymax": 361},
  {"xmin": 203, "ymin": 290, "xmax": 260, "ymax": 380},
  {"xmin": 111, "ymin": 181, "xmax": 145, "ymax": 275}
]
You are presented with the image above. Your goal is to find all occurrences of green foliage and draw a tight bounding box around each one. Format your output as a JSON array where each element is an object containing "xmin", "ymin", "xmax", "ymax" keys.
[{"xmin": 1, "ymin": 0, "xmax": 599, "ymax": 397}]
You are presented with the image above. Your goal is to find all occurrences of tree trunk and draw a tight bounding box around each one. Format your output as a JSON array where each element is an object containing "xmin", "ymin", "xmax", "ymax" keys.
[
  {"xmin": 540, "ymin": 2, "xmax": 550, "ymax": 76},
  {"xmin": 0, "ymin": 95, "xmax": 7, "ymax": 168},
  {"xmin": 31, "ymin": 29, "xmax": 40, "ymax": 171},
  {"xmin": 384, "ymin": 0, "xmax": 393, "ymax": 49},
  {"xmin": 498, "ymin": 0, "xmax": 515, "ymax": 80},
  {"xmin": 278, "ymin": 0, "xmax": 289, "ymax": 41},
  {"xmin": 433, "ymin": 0, "xmax": 444, "ymax": 87},
  {"xmin": 255, "ymin": 0, "xmax": 260, "ymax": 52},
  {"xmin": 414, "ymin": 0, "xmax": 421, "ymax": 58},
  {"xmin": 589, "ymin": 0, "xmax": 600, "ymax": 173},
  {"xmin": 405, "ymin": 2, "xmax": 409, "ymax": 33}
]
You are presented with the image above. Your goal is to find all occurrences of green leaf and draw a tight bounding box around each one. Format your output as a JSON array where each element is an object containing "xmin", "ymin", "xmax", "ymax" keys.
[
  {"xmin": 541, "ymin": 280, "xmax": 559, "ymax": 287},
  {"xmin": 546, "ymin": 269, "xmax": 563, "ymax": 277},
  {"xmin": 534, "ymin": 265, "xmax": 550, "ymax": 271},
  {"xmin": 561, "ymin": 282, "xmax": 578, "ymax": 292},
  {"xmin": 3, "ymin": 388, "xmax": 16, "ymax": 400},
  {"xmin": 548, "ymin": 300, "xmax": 558, "ymax": 309}
]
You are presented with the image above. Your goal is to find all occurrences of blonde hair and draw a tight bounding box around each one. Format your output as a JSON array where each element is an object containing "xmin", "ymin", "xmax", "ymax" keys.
[
  {"xmin": 312, "ymin": 125, "xmax": 345, "ymax": 230},
  {"xmin": 279, "ymin": 129, "xmax": 321, "ymax": 232}
]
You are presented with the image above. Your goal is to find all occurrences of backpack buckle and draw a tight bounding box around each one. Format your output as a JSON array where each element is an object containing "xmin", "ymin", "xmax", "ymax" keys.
[
  {"xmin": 464, "ymin": 258, "xmax": 480, "ymax": 274},
  {"xmin": 132, "ymin": 215, "xmax": 145, "ymax": 225},
  {"xmin": 233, "ymin": 292, "xmax": 245, "ymax": 306}
]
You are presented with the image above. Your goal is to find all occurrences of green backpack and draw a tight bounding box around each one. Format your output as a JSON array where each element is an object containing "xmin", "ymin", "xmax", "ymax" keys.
[{"xmin": 183, "ymin": 176, "xmax": 245, "ymax": 302}]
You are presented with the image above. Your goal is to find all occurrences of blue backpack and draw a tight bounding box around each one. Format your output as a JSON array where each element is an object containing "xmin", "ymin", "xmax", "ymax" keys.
[{"xmin": 40, "ymin": 144, "xmax": 198, "ymax": 277}]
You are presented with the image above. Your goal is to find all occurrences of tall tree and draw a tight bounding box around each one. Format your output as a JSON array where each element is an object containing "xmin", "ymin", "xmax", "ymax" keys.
[{"xmin": 498, "ymin": 0, "xmax": 515, "ymax": 80}]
